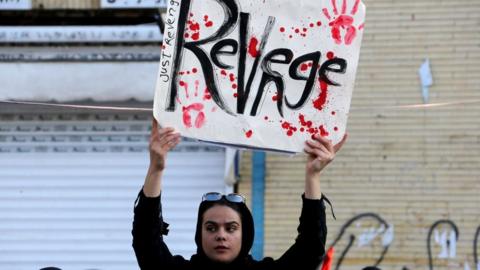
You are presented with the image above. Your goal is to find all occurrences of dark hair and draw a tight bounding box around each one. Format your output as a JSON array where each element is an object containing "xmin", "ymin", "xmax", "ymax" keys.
[{"xmin": 200, "ymin": 198, "xmax": 244, "ymax": 220}]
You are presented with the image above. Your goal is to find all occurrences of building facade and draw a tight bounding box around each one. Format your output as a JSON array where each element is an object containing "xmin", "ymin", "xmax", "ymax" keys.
[
  {"xmin": 0, "ymin": 1, "xmax": 232, "ymax": 269},
  {"xmin": 239, "ymin": 1, "xmax": 480, "ymax": 270}
]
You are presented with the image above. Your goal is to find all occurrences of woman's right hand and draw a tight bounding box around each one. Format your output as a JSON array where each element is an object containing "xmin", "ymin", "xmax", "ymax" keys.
[{"xmin": 148, "ymin": 119, "xmax": 181, "ymax": 173}]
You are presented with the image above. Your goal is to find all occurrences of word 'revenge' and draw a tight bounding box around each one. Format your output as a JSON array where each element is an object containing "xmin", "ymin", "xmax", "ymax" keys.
[{"xmin": 162, "ymin": 0, "xmax": 347, "ymax": 117}]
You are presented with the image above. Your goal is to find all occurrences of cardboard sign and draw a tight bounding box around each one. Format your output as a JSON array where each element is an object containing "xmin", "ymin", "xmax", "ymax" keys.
[{"xmin": 154, "ymin": 0, "xmax": 365, "ymax": 153}]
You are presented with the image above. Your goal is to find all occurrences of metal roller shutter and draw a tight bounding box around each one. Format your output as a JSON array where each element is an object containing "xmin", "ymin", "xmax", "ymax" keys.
[{"xmin": 0, "ymin": 112, "xmax": 228, "ymax": 270}]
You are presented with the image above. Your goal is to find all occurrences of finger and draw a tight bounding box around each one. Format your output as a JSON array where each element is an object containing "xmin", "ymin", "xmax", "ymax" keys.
[
  {"xmin": 150, "ymin": 119, "xmax": 159, "ymax": 137},
  {"xmin": 167, "ymin": 136, "xmax": 181, "ymax": 150},
  {"xmin": 158, "ymin": 133, "xmax": 180, "ymax": 148},
  {"xmin": 304, "ymin": 144, "xmax": 315, "ymax": 155},
  {"xmin": 152, "ymin": 118, "xmax": 158, "ymax": 130},
  {"xmin": 158, "ymin": 128, "xmax": 178, "ymax": 142},
  {"xmin": 313, "ymin": 134, "xmax": 334, "ymax": 151},
  {"xmin": 333, "ymin": 133, "xmax": 348, "ymax": 153},
  {"xmin": 161, "ymin": 136, "xmax": 181, "ymax": 152},
  {"xmin": 304, "ymin": 144, "xmax": 329, "ymax": 159},
  {"xmin": 158, "ymin": 127, "xmax": 176, "ymax": 136},
  {"xmin": 313, "ymin": 134, "xmax": 331, "ymax": 146},
  {"xmin": 306, "ymin": 139, "xmax": 329, "ymax": 154}
]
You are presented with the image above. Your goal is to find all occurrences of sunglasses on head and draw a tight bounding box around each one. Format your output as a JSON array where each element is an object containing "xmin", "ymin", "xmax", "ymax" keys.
[{"xmin": 202, "ymin": 192, "xmax": 246, "ymax": 204}]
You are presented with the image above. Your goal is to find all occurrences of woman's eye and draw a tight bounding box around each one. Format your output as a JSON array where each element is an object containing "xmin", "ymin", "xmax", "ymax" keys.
[
  {"xmin": 206, "ymin": 226, "xmax": 216, "ymax": 232},
  {"xmin": 227, "ymin": 226, "xmax": 238, "ymax": 232}
]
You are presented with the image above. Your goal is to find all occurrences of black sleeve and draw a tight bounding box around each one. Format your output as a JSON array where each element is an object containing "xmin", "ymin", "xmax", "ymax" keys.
[
  {"xmin": 272, "ymin": 194, "xmax": 327, "ymax": 270},
  {"xmin": 131, "ymin": 189, "xmax": 187, "ymax": 270}
]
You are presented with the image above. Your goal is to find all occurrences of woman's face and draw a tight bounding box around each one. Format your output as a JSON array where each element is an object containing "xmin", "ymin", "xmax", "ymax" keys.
[{"xmin": 201, "ymin": 205, "xmax": 242, "ymax": 263}]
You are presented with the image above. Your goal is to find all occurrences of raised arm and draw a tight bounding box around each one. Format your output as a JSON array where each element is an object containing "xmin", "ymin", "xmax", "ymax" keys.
[
  {"xmin": 143, "ymin": 119, "xmax": 181, "ymax": 197},
  {"xmin": 304, "ymin": 133, "xmax": 347, "ymax": 199},
  {"xmin": 132, "ymin": 118, "xmax": 181, "ymax": 270}
]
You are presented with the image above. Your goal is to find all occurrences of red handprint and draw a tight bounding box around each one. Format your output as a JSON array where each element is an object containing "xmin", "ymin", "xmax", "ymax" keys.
[
  {"xmin": 323, "ymin": 0, "xmax": 364, "ymax": 45},
  {"xmin": 177, "ymin": 80, "xmax": 211, "ymax": 129}
]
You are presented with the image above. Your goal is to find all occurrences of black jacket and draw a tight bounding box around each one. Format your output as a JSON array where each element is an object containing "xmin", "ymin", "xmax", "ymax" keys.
[{"xmin": 132, "ymin": 190, "xmax": 327, "ymax": 270}]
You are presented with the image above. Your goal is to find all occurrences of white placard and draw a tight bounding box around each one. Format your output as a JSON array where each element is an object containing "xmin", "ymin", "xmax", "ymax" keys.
[
  {"xmin": 0, "ymin": 0, "xmax": 31, "ymax": 10},
  {"xmin": 0, "ymin": 26, "xmax": 162, "ymax": 43},
  {"xmin": 154, "ymin": 0, "xmax": 366, "ymax": 153},
  {"xmin": 101, "ymin": 0, "xmax": 167, "ymax": 9}
]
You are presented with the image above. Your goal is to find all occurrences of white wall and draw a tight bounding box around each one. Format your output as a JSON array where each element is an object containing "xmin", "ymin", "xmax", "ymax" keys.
[{"xmin": 0, "ymin": 61, "xmax": 159, "ymax": 102}]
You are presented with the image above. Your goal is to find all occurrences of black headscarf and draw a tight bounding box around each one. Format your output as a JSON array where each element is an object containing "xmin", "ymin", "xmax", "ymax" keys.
[{"xmin": 191, "ymin": 197, "xmax": 255, "ymax": 267}]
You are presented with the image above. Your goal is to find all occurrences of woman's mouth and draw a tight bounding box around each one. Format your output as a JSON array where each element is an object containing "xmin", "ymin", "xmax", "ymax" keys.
[{"xmin": 214, "ymin": 245, "xmax": 229, "ymax": 252}]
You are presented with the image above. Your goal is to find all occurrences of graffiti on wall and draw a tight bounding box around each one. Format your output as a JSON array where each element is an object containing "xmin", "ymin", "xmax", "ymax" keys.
[
  {"xmin": 327, "ymin": 215, "xmax": 480, "ymax": 270},
  {"xmin": 328, "ymin": 213, "xmax": 394, "ymax": 270}
]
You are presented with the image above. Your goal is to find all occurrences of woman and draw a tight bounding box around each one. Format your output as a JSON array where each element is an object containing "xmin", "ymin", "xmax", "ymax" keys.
[{"xmin": 132, "ymin": 119, "xmax": 347, "ymax": 270}]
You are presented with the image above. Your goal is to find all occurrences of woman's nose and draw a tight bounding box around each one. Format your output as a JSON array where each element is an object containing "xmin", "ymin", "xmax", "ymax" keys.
[{"xmin": 215, "ymin": 229, "xmax": 227, "ymax": 241}]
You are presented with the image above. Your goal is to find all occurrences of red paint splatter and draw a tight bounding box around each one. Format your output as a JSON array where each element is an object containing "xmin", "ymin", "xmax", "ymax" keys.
[
  {"xmin": 334, "ymin": 127, "xmax": 339, "ymax": 131},
  {"xmin": 179, "ymin": 81, "xmax": 189, "ymax": 98},
  {"xmin": 233, "ymin": 93, "xmax": 238, "ymax": 98},
  {"xmin": 299, "ymin": 114, "xmax": 320, "ymax": 137},
  {"xmin": 300, "ymin": 63, "xmax": 309, "ymax": 71},
  {"xmin": 248, "ymin": 37, "xmax": 259, "ymax": 58},
  {"xmin": 298, "ymin": 114, "xmax": 305, "ymax": 124},
  {"xmin": 221, "ymin": 70, "xmax": 227, "ymax": 76},
  {"xmin": 281, "ymin": 121, "xmax": 298, "ymax": 137},
  {"xmin": 264, "ymin": 116, "xmax": 269, "ymax": 121},
  {"xmin": 192, "ymin": 68, "xmax": 198, "ymax": 73},
  {"xmin": 313, "ymin": 80, "xmax": 328, "ymax": 111},
  {"xmin": 189, "ymin": 22, "xmax": 200, "ymax": 31},
  {"xmin": 191, "ymin": 32, "xmax": 200, "ymax": 41},
  {"xmin": 229, "ymin": 73, "xmax": 236, "ymax": 82},
  {"xmin": 194, "ymin": 80, "xmax": 200, "ymax": 97},
  {"xmin": 317, "ymin": 21, "xmax": 322, "ymax": 26},
  {"xmin": 309, "ymin": 23, "xmax": 314, "ymax": 28},
  {"xmin": 205, "ymin": 21, "xmax": 213, "ymax": 27},
  {"xmin": 185, "ymin": 17, "xmax": 202, "ymax": 42},
  {"xmin": 203, "ymin": 88, "xmax": 212, "ymax": 101},
  {"xmin": 232, "ymin": 83, "xmax": 237, "ymax": 89},
  {"xmin": 295, "ymin": 28, "xmax": 300, "ymax": 33},
  {"xmin": 320, "ymin": 125, "xmax": 329, "ymax": 137},
  {"xmin": 327, "ymin": 51, "xmax": 335, "ymax": 59},
  {"xmin": 182, "ymin": 103, "xmax": 206, "ymax": 129},
  {"xmin": 331, "ymin": 111, "xmax": 336, "ymax": 115},
  {"xmin": 272, "ymin": 93, "xmax": 278, "ymax": 101},
  {"xmin": 204, "ymin": 15, "xmax": 209, "ymax": 21},
  {"xmin": 245, "ymin": 130, "xmax": 253, "ymax": 138},
  {"xmin": 280, "ymin": 27, "xmax": 285, "ymax": 32}
]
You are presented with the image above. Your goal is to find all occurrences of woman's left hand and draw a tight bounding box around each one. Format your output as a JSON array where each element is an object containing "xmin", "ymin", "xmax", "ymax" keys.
[{"xmin": 304, "ymin": 133, "xmax": 347, "ymax": 176}]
